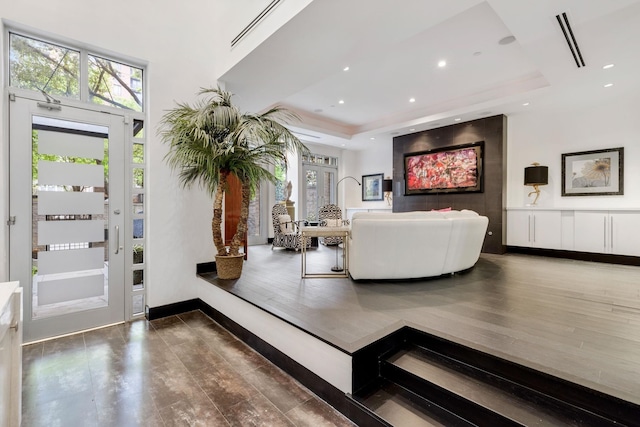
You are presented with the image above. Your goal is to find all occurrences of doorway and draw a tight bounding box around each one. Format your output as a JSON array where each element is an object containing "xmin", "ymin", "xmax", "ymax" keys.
[
  {"xmin": 302, "ymin": 165, "xmax": 336, "ymax": 222},
  {"xmin": 9, "ymin": 95, "xmax": 126, "ymax": 342}
]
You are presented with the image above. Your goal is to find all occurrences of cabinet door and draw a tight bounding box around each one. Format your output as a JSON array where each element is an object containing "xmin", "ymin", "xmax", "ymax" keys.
[
  {"xmin": 506, "ymin": 211, "xmax": 532, "ymax": 246},
  {"xmin": 531, "ymin": 211, "xmax": 562, "ymax": 249},
  {"xmin": 574, "ymin": 211, "xmax": 608, "ymax": 253},
  {"xmin": 610, "ymin": 212, "xmax": 640, "ymax": 256}
]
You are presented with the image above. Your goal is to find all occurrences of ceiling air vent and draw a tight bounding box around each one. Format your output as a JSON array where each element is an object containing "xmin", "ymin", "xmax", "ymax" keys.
[
  {"xmin": 556, "ymin": 12, "xmax": 586, "ymax": 68},
  {"xmin": 231, "ymin": 0, "xmax": 283, "ymax": 48}
]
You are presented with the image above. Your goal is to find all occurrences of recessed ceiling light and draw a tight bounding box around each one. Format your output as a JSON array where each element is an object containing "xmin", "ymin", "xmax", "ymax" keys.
[
  {"xmin": 603, "ymin": 64, "xmax": 614, "ymax": 69},
  {"xmin": 454, "ymin": 118, "xmax": 461, "ymax": 122},
  {"xmin": 341, "ymin": 144, "xmax": 346, "ymax": 147},
  {"xmin": 438, "ymin": 60, "xmax": 447, "ymax": 68},
  {"xmin": 604, "ymin": 83, "xmax": 614, "ymax": 88},
  {"xmin": 370, "ymin": 137, "xmax": 375, "ymax": 140},
  {"xmin": 343, "ymin": 66, "xmax": 350, "ymax": 71},
  {"xmin": 410, "ymin": 128, "xmax": 415, "ymax": 131},
  {"xmin": 498, "ymin": 35, "xmax": 516, "ymax": 45},
  {"xmin": 338, "ymin": 100, "xmax": 345, "ymax": 104},
  {"xmin": 522, "ymin": 102, "xmax": 530, "ymax": 106},
  {"xmin": 409, "ymin": 98, "xmax": 416, "ymax": 103}
]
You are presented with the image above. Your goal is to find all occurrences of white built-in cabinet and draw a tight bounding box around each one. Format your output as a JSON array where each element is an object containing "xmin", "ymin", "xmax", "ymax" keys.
[
  {"xmin": 574, "ymin": 211, "xmax": 640, "ymax": 256},
  {"xmin": 507, "ymin": 208, "xmax": 640, "ymax": 257},
  {"xmin": 506, "ymin": 210, "xmax": 562, "ymax": 249},
  {"xmin": 0, "ymin": 281, "xmax": 22, "ymax": 427}
]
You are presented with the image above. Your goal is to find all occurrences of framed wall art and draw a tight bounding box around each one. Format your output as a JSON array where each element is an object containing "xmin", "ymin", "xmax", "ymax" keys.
[
  {"xmin": 404, "ymin": 141, "xmax": 484, "ymax": 195},
  {"xmin": 561, "ymin": 147, "xmax": 624, "ymax": 196},
  {"xmin": 362, "ymin": 173, "xmax": 384, "ymax": 201}
]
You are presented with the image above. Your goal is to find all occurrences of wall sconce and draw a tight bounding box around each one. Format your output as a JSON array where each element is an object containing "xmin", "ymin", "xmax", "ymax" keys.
[
  {"xmin": 383, "ymin": 178, "xmax": 393, "ymax": 206},
  {"xmin": 524, "ymin": 162, "xmax": 548, "ymax": 205}
]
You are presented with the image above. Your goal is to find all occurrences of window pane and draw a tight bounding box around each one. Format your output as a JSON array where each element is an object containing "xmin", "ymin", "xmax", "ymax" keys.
[
  {"xmin": 132, "ymin": 294, "xmax": 144, "ymax": 315},
  {"xmin": 88, "ymin": 54, "xmax": 143, "ymax": 112},
  {"xmin": 133, "ymin": 193, "xmax": 144, "ymax": 214},
  {"xmin": 133, "ymin": 143, "xmax": 144, "ymax": 164},
  {"xmin": 306, "ymin": 170, "xmax": 318, "ymax": 221},
  {"xmin": 10, "ymin": 33, "xmax": 80, "ymax": 99},
  {"xmin": 133, "ymin": 270, "xmax": 143, "ymax": 289},
  {"xmin": 133, "ymin": 244, "xmax": 144, "ymax": 265},
  {"xmin": 133, "ymin": 168, "xmax": 144, "ymax": 188},
  {"xmin": 133, "ymin": 119, "xmax": 144, "ymax": 138},
  {"xmin": 133, "ymin": 218, "xmax": 144, "ymax": 239},
  {"xmin": 275, "ymin": 159, "xmax": 287, "ymax": 203}
]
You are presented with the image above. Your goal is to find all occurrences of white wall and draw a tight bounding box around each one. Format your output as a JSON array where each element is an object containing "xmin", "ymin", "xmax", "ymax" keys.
[
  {"xmin": 213, "ymin": 0, "xmax": 313, "ymax": 79},
  {"xmin": 506, "ymin": 93, "xmax": 640, "ymax": 209},
  {"xmin": 342, "ymin": 138, "xmax": 394, "ymax": 210},
  {"xmin": 0, "ymin": 0, "xmax": 220, "ymax": 307}
]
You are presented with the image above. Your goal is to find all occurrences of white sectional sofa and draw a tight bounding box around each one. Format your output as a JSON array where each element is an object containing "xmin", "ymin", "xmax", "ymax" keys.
[{"xmin": 348, "ymin": 210, "xmax": 489, "ymax": 280}]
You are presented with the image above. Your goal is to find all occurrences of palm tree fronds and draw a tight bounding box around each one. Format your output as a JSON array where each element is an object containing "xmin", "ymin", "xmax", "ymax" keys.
[{"xmin": 159, "ymin": 86, "xmax": 309, "ymax": 257}]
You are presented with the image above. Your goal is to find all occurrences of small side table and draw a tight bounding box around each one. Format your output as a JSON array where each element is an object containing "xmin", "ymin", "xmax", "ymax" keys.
[{"xmin": 299, "ymin": 226, "xmax": 350, "ymax": 278}]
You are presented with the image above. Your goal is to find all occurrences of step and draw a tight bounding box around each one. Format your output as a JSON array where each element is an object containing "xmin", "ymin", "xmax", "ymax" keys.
[
  {"xmin": 383, "ymin": 345, "xmax": 615, "ymax": 426},
  {"xmin": 353, "ymin": 380, "xmax": 474, "ymax": 427}
]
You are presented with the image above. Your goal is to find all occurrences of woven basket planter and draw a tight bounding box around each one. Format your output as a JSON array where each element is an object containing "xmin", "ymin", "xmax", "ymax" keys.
[{"xmin": 215, "ymin": 254, "xmax": 245, "ymax": 279}]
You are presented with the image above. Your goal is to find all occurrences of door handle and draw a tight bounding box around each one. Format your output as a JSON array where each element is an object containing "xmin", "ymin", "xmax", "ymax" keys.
[{"xmin": 115, "ymin": 225, "xmax": 120, "ymax": 254}]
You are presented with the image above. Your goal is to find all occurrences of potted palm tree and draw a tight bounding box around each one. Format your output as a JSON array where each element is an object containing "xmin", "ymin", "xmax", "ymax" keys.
[{"xmin": 160, "ymin": 87, "xmax": 308, "ymax": 279}]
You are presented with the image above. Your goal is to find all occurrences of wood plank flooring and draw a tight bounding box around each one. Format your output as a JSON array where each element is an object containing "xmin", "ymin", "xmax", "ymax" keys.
[
  {"xmin": 21, "ymin": 311, "xmax": 356, "ymax": 426},
  {"xmin": 209, "ymin": 244, "xmax": 640, "ymax": 406}
]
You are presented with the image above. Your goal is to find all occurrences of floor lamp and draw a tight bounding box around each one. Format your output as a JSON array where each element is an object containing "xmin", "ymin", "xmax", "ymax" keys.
[{"xmin": 332, "ymin": 176, "xmax": 361, "ymax": 272}]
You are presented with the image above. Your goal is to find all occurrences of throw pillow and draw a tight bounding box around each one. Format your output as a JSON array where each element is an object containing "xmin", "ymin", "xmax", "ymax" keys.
[
  {"xmin": 278, "ymin": 215, "xmax": 294, "ymax": 234},
  {"xmin": 432, "ymin": 207, "xmax": 452, "ymax": 212},
  {"xmin": 324, "ymin": 218, "xmax": 341, "ymax": 227}
]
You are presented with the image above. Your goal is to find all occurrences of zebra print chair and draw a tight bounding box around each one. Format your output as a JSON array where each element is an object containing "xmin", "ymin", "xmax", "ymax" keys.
[
  {"xmin": 318, "ymin": 204, "xmax": 349, "ymax": 246},
  {"xmin": 271, "ymin": 204, "xmax": 310, "ymax": 251}
]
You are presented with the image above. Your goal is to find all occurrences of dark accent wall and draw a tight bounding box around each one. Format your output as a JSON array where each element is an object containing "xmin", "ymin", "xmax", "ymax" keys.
[{"xmin": 392, "ymin": 115, "xmax": 506, "ymax": 254}]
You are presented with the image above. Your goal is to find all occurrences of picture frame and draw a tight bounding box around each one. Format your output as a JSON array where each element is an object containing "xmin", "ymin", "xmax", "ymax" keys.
[
  {"xmin": 561, "ymin": 147, "xmax": 624, "ymax": 196},
  {"xmin": 404, "ymin": 141, "xmax": 484, "ymax": 195},
  {"xmin": 362, "ymin": 173, "xmax": 384, "ymax": 201}
]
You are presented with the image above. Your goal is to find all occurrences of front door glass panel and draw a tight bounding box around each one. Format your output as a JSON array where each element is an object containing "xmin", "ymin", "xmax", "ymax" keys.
[{"xmin": 31, "ymin": 116, "xmax": 109, "ymax": 319}]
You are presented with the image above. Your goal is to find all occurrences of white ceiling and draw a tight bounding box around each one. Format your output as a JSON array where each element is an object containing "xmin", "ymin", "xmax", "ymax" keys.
[{"xmin": 219, "ymin": 0, "xmax": 640, "ymax": 150}]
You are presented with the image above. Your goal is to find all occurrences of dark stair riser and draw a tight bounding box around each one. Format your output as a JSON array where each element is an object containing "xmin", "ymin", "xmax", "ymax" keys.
[
  {"xmin": 345, "ymin": 393, "xmax": 394, "ymax": 427},
  {"xmin": 405, "ymin": 329, "xmax": 640, "ymax": 426},
  {"xmin": 384, "ymin": 347, "xmax": 626, "ymax": 427},
  {"xmin": 381, "ymin": 361, "xmax": 525, "ymax": 427}
]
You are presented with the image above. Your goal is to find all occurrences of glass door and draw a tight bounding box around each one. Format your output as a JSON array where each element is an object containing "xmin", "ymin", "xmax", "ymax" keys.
[
  {"xmin": 9, "ymin": 95, "xmax": 125, "ymax": 342},
  {"xmin": 302, "ymin": 166, "xmax": 335, "ymax": 222},
  {"xmin": 247, "ymin": 183, "xmax": 268, "ymax": 245}
]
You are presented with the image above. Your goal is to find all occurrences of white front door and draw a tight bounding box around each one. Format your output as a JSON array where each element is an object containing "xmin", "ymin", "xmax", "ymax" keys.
[{"xmin": 9, "ymin": 95, "xmax": 125, "ymax": 342}]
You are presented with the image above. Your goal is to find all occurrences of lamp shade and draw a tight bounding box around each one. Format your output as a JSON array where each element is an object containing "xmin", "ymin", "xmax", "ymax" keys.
[
  {"xmin": 524, "ymin": 165, "xmax": 548, "ymax": 185},
  {"xmin": 382, "ymin": 179, "xmax": 393, "ymax": 192}
]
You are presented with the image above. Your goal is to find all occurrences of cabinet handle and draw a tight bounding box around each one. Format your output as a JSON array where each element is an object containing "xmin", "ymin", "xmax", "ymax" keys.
[
  {"xmin": 603, "ymin": 216, "xmax": 607, "ymax": 250},
  {"xmin": 532, "ymin": 215, "xmax": 536, "ymax": 243},
  {"xmin": 610, "ymin": 216, "xmax": 614, "ymax": 249},
  {"xmin": 528, "ymin": 215, "xmax": 531, "ymax": 242}
]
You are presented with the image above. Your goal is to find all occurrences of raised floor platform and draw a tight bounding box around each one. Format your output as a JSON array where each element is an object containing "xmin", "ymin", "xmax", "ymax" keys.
[{"xmin": 193, "ymin": 244, "xmax": 640, "ymax": 424}]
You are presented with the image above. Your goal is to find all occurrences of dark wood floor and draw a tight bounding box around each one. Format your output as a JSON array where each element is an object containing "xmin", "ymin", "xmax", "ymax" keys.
[
  {"xmin": 22, "ymin": 312, "xmax": 356, "ymax": 426},
  {"xmin": 211, "ymin": 243, "xmax": 640, "ymax": 406}
]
